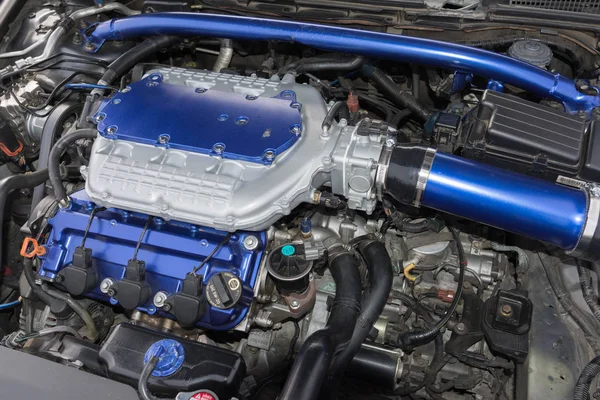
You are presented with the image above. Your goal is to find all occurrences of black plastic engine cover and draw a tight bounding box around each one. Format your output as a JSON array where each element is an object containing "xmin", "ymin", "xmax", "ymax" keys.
[
  {"xmin": 461, "ymin": 90, "xmax": 600, "ymax": 182},
  {"xmin": 98, "ymin": 323, "xmax": 246, "ymax": 398}
]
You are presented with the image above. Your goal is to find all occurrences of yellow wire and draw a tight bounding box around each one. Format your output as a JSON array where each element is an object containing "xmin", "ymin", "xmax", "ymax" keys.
[{"xmin": 403, "ymin": 263, "xmax": 418, "ymax": 282}]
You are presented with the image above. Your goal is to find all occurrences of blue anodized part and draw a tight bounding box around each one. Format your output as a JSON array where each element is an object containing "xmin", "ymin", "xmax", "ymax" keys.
[
  {"xmin": 421, "ymin": 152, "xmax": 588, "ymax": 250},
  {"xmin": 93, "ymin": 73, "xmax": 303, "ymax": 165},
  {"xmin": 38, "ymin": 190, "xmax": 266, "ymax": 331},
  {"xmin": 84, "ymin": 12, "xmax": 600, "ymax": 113},
  {"xmin": 144, "ymin": 339, "xmax": 185, "ymax": 377}
]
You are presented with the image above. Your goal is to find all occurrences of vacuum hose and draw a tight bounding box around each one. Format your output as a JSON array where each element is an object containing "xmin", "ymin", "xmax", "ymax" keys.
[
  {"xmin": 279, "ymin": 245, "xmax": 362, "ymax": 400},
  {"xmin": 378, "ymin": 145, "xmax": 599, "ymax": 261}
]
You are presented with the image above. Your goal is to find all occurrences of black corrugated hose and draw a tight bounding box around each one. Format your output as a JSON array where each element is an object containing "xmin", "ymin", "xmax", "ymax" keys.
[
  {"xmin": 279, "ymin": 250, "xmax": 362, "ymax": 400},
  {"xmin": 577, "ymin": 259, "xmax": 600, "ymax": 323},
  {"xmin": 574, "ymin": 355, "xmax": 600, "ymax": 400},
  {"xmin": 362, "ymin": 65, "xmax": 432, "ymax": 122},
  {"xmin": 48, "ymin": 129, "xmax": 96, "ymax": 205},
  {"xmin": 321, "ymin": 240, "xmax": 394, "ymax": 399}
]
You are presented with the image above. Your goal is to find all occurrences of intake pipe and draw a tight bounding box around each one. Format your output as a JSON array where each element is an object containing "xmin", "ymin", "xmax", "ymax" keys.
[
  {"xmin": 377, "ymin": 146, "xmax": 599, "ymax": 260},
  {"xmin": 83, "ymin": 13, "xmax": 599, "ymax": 113}
]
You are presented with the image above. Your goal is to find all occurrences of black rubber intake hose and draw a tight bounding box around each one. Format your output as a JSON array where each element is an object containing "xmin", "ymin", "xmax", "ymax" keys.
[
  {"xmin": 577, "ymin": 259, "xmax": 600, "ymax": 323},
  {"xmin": 0, "ymin": 169, "xmax": 49, "ymax": 267},
  {"xmin": 361, "ymin": 65, "xmax": 432, "ymax": 122},
  {"xmin": 48, "ymin": 129, "xmax": 97, "ymax": 205},
  {"xmin": 322, "ymin": 240, "xmax": 393, "ymax": 399},
  {"xmin": 574, "ymin": 355, "xmax": 600, "ymax": 400},
  {"xmin": 383, "ymin": 145, "xmax": 432, "ymax": 207},
  {"xmin": 99, "ymin": 36, "xmax": 178, "ymax": 86},
  {"xmin": 279, "ymin": 251, "xmax": 362, "ymax": 400}
]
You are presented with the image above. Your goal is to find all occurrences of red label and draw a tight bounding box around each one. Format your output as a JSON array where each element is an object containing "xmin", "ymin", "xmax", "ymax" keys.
[{"xmin": 190, "ymin": 392, "xmax": 216, "ymax": 400}]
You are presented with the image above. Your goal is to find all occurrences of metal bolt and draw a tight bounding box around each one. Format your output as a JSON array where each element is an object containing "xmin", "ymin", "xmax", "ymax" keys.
[
  {"xmin": 454, "ymin": 322, "xmax": 467, "ymax": 334},
  {"xmin": 463, "ymin": 281, "xmax": 472, "ymax": 290},
  {"xmin": 235, "ymin": 116, "xmax": 249, "ymax": 126},
  {"xmin": 147, "ymin": 81, "xmax": 158, "ymax": 87},
  {"xmin": 195, "ymin": 88, "xmax": 207, "ymax": 93},
  {"xmin": 578, "ymin": 110, "xmax": 588, "ymax": 119},
  {"xmin": 158, "ymin": 134, "xmax": 169, "ymax": 144},
  {"xmin": 264, "ymin": 150, "xmax": 275, "ymax": 161},
  {"xmin": 95, "ymin": 113, "xmax": 106, "ymax": 123},
  {"xmin": 163, "ymin": 303, "xmax": 172, "ymax": 312},
  {"xmin": 385, "ymin": 138, "xmax": 396, "ymax": 148},
  {"xmin": 153, "ymin": 291, "xmax": 169, "ymax": 308},
  {"xmin": 106, "ymin": 125, "xmax": 117, "ymax": 135},
  {"xmin": 72, "ymin": 33, "xmax": 83, "ymax": 44},
  {"xmin": 246, "ymin": 95, "xmax": 257, "ymax": 100},
  {"xmin": 290, "ymin": 125, "xmax": 301, "ymax": 134},
  {"xmin": 121, "ymin": 86, "xmax": 131, "ymax": 93},
  {"xmin": 213, "ymin": 144, "xmax": 225, "ymax": 154},
  {"xmin": 100, "ymin": 278, "xmax": 115, "ymax": 294},
  {"xmin": 83, "ymin": 42, "xmax": 95, "ymax": 52},
  {"xmin": 290, "ymin": 300, "xmax": 300, "ymax": 309},
  {"xmin": 243, "ymin": 235, "xmax": 259, "ymax": 251},
  {"xmin": 290, "ymin": 102, "xmax": 301, "ymax": 109},
  {"xmin": 113, "ymin": 99, "xmax": 121, "ymax": 105},
  {"xmin": 500, "ymin": 304, "xmax": 513, "ymax": 316}
]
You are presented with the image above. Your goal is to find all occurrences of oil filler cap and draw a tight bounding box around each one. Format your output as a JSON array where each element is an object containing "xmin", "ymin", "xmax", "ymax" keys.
[
  {"xmin": 143, "ymin": 339, "xmax": 185, "ymax": 377},
  {"xmin": 205, "ymin": 272, "xmax": 242, "ymax": 309}
]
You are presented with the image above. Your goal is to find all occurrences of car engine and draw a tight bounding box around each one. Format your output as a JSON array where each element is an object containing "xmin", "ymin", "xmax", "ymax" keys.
[{"xmin": 2, "ymin": 1, "xmax": 600, "ymax": 399}]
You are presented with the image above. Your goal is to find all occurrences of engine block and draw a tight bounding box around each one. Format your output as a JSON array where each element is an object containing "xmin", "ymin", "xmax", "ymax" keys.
[{"xmin": 38, "ymin": 191, "xmax": 266, "ymax": 331}]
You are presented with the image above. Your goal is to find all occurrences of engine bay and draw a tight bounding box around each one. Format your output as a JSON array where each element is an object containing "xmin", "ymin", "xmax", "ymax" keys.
[{"xmin": 2, "ymin": 1, "xmax": 600, "ymax": 399}]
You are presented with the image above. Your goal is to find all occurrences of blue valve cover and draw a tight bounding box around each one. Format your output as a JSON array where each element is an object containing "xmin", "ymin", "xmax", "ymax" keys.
[
  {"xmin": 93, "ymin": 73, "xmax": 303, "ymax": 164},
  {"xmin": 38, "ymin": 190, "xmax": 266, "ymax": 331}
]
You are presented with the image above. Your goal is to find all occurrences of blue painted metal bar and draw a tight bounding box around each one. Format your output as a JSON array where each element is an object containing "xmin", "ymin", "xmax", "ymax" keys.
[
  {"xmin": 421, "ymin": 152, "xmax": 588, "ymax": 249},
  {"xmin": 85, "ymin": 12, "xmax": 600, "ymax": 112}
]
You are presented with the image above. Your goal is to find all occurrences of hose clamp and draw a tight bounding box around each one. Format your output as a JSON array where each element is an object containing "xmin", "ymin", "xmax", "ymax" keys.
[
  {"xmin": 375, "ymin": 145, "xmax": 393, "ymax": 202},
  {"xmin": 569, "ymin": 184, "xmax": 600, "ymax": 258},
  {"xmin": 414, "ymin": 147, "xmax": 437, "ymax": 207}
]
